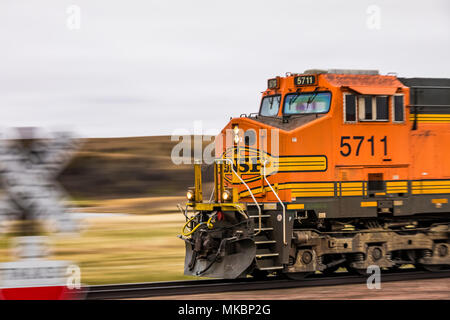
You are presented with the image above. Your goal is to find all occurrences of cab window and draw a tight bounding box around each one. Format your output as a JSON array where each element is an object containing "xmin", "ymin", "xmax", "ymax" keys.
[
  {"xmin": 260, "ymin": 95, "xmax": 281, "ymax": 116},
  {"xmin": 344, "ymin": 94, "xmax": 357, "ymax": 122},
  {"xmin": 393, "ymin": 95, "xmax": 405, "ymax": 122},
  {"xmin": 283, "ymin": 92, "xmax": 331, "ymax": 115},
  {"xmin": 358, "ymin": 96, "xmax": 388, "ymax": 121},
  {"xmin": 344, "ymin": 94, "xmax": 392, "ymax": 122}
]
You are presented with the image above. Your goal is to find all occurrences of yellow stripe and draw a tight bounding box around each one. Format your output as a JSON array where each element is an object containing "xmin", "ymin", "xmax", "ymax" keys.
[
  {"xmin": 292, "ymin": 191, "xmax": 334, "ymax": 197},
  {"xmin": 283, "ymin": 183, "xmax": 334, "ymax": 189},
  {"xmin": 414, "ymin": 117, "xmax": 450, "ymax": 119},
  {"xmin": 339, "ymin": 182, "xmax": 364, "ymax": 196},
  {"xmin": 273, "ymin": 156, "xmax": 327, "ymax": 172},
  {"xmin": 341, "ymin": 191, "xmax": 364, "ymax": 196},
  {"xmin": 416, "ymin": 118, "xmax": 450, "ymax": 120},
  {"xmin": 409, "ymin": 115, "xmax": 450, "ymax": 119},
  {"xmin": 411, "ymin": 119, "xmax": 450, "ymax": 121},
  {"xmin": 361, "ymin": 201, "xmax": 377, "ymax": 207},
  {"xmin": 386, "ymin": 181, "xmax": 408, "ymax": 187},
  {"xmin": 287, "ymin": 204, "xmax": 305, "ymax": 210},
  {"xmin": 412, "ymin": 188, "xmax": 450, "ymax": 194},
  {"xmin": 387, "ymin": 189, "xmax": 408, "ymax": 193},
  {"xmin": 431, "ymin": 198, "xmax": 448, "ymax": 204},
  {"xmin": 414, "ymin": 121, "xmax": 450, "ymax": 123},
  {"xmin": 409, "ymin": 118, "xmax": 450, "ymax": 120},
  {"xmin": 289, "ymin": 188, "xmax": 335, "ymax": 191},
  {"xmin": 413, "ymin": 186, "xmax": 450, "ymax": 190},
  {"xmin": 409, "ymin": 114, "xmax": 450, "ymax": 118},
  {"xmin": 277, "ymin": 156, "xmax": 326, "ymax": 163},
  {"xmin": 276, "ymin": 165, "xmax": 326, "ymax": 171},
  {"xmin": 386, "ymin": 182, "xmax": 408, "ymax": 193},
  {"xmin": 409, "ymin": 115, "xmax": 450, "ymax": 123},
  {"xmin": 341, "ymin": 182, "xmax": 363, "ymax": 187},
  {"xmin": 386, "ymin": 187, "xmax": 408, "ymax": 190},
  {"xmin": 413, "ymin": 180, "xmax": 450, "ymax": 186}
]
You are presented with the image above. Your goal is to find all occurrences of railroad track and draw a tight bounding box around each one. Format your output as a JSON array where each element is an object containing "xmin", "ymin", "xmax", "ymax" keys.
[{"xmin": 85, "ymin": 269, "xmax": 450, "ymax": 299}]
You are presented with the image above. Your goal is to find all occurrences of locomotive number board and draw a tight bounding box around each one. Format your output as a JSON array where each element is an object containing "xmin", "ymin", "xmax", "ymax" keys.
[{"xmin": 294, "ymin": 75, "xmax": 317, "ymax": 86}]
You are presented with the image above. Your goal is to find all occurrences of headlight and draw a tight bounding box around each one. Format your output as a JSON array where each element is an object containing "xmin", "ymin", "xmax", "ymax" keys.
[
  {"xmin": 186, "ymin": 189, "xmax": 195, "ymax": 201},
  {"xmin": 232, "ymin": 125, "xmax": 240, "ymax": 144},
  {"xmin": 222, "ymin": 190, "xmax": 232, "ymax": 202}
]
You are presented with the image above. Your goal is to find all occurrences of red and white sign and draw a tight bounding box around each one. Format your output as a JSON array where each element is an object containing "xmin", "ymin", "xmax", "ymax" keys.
[{"xmin": 0, "ymin": 260, "xmax": 84, "ymax": 300}]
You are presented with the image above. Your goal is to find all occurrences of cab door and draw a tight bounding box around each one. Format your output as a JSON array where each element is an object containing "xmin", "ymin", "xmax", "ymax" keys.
[{"xmin": 336, "ymin": 167, "xmax": 374, "ymax": 218}]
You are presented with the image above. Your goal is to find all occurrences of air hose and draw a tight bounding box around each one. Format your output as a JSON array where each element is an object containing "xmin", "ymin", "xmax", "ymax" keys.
[{"xmin": 181, "ymin": 214, "xmax": 215, "ymax": 237}]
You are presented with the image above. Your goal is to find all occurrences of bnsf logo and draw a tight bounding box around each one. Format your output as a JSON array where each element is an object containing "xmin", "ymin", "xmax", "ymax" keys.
[
  {"xmin": 222, "ymin": 147, "xmax": 273, "ymax": 183},
  {"xmin": 221, "ymin": 147, "xmax": 328, "ymax": 184}
]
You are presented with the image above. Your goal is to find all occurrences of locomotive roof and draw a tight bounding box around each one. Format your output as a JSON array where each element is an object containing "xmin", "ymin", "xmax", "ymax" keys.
[
  {"xmin": 322, "ymin": 73, "xmax": 404, "ymax": 90},
  {"xmin": 398, "ymin": 77, "xmax": 450, "ymax": 87}
]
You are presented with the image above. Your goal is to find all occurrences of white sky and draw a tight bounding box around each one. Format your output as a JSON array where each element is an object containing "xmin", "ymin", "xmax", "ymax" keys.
[{"xmin": 1, "ymin": 0, "xmax": 449, "ymax": 137}]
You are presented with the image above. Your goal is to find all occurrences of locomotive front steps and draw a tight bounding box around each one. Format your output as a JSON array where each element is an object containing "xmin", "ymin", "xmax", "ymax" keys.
[
  {"xmin": 249, "ymin": 210, "xmax": 284, "ymax": 272},
  {"xmin": 253, "ymin": 227, "xmax": 274, "ymax": 232}
]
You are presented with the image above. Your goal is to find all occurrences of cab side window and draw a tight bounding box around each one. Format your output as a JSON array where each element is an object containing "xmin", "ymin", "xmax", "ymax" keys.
[
  {"xmin": 358, "ymin": 96, "xmax": 388, "ymax": 121},
  {"xmin": 358, "ymin": 96, "xmax": 373, "ymax": 120},
  {"xmin": 376, "ymin": 96, "xmax": 389, "ymax": 120},
  {"xmin": 344, "ymin": 93, "xmax": 391, "ymax": 123},
  {"xmin": 344, "ymin": 94, "xmax": 357, "ymax": 122},
  {"xmin": 393, "ymin": 95, "xmax": 405, "ymax": 122}
]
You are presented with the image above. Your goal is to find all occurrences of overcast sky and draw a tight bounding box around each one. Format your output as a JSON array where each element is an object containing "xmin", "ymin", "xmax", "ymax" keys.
[{"xmin": 1, "ymin": 0, "xmax": 449, "ymax": 137}]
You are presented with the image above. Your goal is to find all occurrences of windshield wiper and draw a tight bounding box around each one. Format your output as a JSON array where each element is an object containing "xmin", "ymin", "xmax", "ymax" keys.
[
  {"xmin": 288, "ymin": 95, "xmax": 300, "ymax": 107},
  {"xmin": 306, "ymin": 90, "xmax": 319, "ymax": 110},
  {"xmin": 269, "ymin": 96, "xmax": 280, "ymax": 108}
]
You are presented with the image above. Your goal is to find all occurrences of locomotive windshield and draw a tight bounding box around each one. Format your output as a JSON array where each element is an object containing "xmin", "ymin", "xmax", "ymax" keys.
[
  {"xmin": 283, "ymin": 92, "xmax": 331, "ymax": 115},
  {"xmin": 260, "ymin": 95, "xmax": 281, "ymax": 116}
]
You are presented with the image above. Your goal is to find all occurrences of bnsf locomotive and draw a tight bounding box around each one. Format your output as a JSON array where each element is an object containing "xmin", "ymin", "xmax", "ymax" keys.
[{"xmin": 179, "ymin": 69, "xmax": 450, "ymax": 279}]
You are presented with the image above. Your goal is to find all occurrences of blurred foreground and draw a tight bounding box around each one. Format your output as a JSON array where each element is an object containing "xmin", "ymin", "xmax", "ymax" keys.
[
  {"xmin": 0, "ymin": 211, "xmax": 193, "ymax": 285},
  {"xmin": 0, "ymin": 135, "xmax": 212, "ymax": 285}
]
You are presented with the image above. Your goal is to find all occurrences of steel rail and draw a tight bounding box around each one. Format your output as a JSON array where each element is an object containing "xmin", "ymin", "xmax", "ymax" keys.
[{"xmin": 85, "ymin": 269, "xmax": 450, "ymax": 300}]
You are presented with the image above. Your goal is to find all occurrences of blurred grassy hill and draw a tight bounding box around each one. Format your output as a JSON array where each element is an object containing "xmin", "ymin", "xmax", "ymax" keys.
[{"xmin": 59, "ymin": 135, "xmax": 214, "ymax": 213}]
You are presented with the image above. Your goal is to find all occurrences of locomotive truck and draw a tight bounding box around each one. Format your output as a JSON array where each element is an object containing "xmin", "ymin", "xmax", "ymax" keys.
[{"xmin": 179, "ymin": 69, "xmax": 450, "ymax": 279}]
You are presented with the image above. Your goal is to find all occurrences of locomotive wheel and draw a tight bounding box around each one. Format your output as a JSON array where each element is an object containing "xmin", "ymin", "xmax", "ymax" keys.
[{"xmin": 285, "ymin": 272, "xmax": 313, "ymax": 280}]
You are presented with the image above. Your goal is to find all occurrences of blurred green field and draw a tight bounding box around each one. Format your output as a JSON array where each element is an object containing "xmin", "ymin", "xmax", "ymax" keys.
[{"xmin": 0, "ymin": 213, "xmax": 196, "ymax": 285}]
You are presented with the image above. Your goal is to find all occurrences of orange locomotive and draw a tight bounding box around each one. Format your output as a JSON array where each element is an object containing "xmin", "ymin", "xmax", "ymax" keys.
[{"xmin": 180, "ymin": 69, "xmax": 450, "ymax": 279}]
